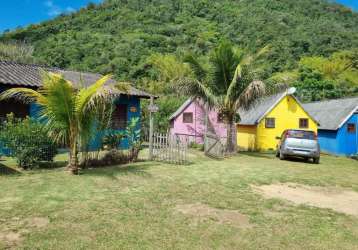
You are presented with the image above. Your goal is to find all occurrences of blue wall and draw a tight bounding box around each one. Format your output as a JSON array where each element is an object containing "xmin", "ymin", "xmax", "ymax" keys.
[
  {"xmin": 2, "ymin": 96, "xmax": 141, "ymax": 153},
  {"xmin": 88, "ymin": 96, "xmax": 141, "ymax": 151},
  {"xmin": 318, "ymin": 113, "xmax": 358, "ymax": 156}
]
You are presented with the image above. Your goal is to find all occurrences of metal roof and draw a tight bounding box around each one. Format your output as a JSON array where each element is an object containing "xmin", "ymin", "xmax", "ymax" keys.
[
  {"xmin": 302, "ymin": 97, "xmax": 358, "ymax": 130},
  {"xmin": 238, "ymin": 92, "xmax": 287, "ymax": 125},
  {"xmin": 169, "ymin": 98, "xmax": 193, "ymax": 120},
  {"xmin": 0, "ymin": 61, "xmax": 154, "ymax": 99},
  {"xmin": 238, "ymin": 90, "xmax": 319, "ymax": 126}
]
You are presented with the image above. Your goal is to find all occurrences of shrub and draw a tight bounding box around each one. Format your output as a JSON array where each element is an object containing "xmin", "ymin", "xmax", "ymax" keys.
[
  {"xmin": 0, "ymin": 114, "xmax": 58, "ymax": 169},
  {"xmin": 125, "ymin": 118, "xmax": 142, "ymax": 161},
  {"xmin": 102, "ymin": 131, "xmax": 124, "ymax": 150},
  {"xmin": 83, "ymin": 150, "xmax": 131, "ymax": 168}
]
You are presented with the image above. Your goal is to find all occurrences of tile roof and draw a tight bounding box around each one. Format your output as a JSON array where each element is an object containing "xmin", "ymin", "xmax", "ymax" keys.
[
  {"xmin": 0, "ymin": 61, "xmax": 154, "ymax": 98},
  {"xmin": 303, "ymin": 97, "xmax": 358, "ymax": 130}
]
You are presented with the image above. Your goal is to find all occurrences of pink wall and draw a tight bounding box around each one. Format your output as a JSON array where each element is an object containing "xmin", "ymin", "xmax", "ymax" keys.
[{"xmin": 169, "ymin": 99, "xmax": 227, "ymax": 144}]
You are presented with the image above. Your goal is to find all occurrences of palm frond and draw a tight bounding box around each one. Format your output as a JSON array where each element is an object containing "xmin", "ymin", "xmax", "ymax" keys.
[
  {"xmin": 75, "ymin": 74, "xmax": 112, "ymax": 113},
  {"xmin": 226, "ymin": 64, "xmax": 243, "ymax": 101},
  {"xmin": 183, "ymin": 54, "xmax": 207, "ymax": 82},
  {"xmin": 236, "ymin": 80, "xmax": 266, "ymax": 111},
  {"xmin": 37, "ymin": 72, "xmax": 76, "ymax": 144},
  {"xmin": 0, "ymin": 87, "xmax": 46, "ymax": 104},
  {"xmin": 210, "ymin": 41, "xmax": 240, "ymax": 93},
  {"xmin": 176, "ymin": 77, "xmax": 218, "ymax": 108}
]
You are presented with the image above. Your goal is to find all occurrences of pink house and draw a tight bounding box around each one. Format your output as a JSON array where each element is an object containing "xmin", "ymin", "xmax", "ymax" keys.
[{"xmin": 169, "ymin": 98, "xmax": 227, "ymax": 144}]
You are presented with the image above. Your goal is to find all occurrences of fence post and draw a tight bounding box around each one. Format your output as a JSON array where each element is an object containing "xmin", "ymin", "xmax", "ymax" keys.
[{"xmin": 149, "ymin": 96, "xmax": 154, "ymax": 160}]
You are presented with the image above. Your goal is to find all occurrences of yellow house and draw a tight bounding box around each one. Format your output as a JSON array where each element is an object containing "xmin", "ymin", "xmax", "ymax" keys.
[{"xmin": 237, "ymin": 89, "xmax": 318, "ymax": 151}]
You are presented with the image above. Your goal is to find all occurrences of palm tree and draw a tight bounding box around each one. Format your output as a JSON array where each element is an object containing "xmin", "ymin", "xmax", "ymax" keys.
[
  {"xmin": 0, "ymin": 72, "xmax": 129, "ymax": 174},
  {"xmin": 177, "ymin": 41, "xmax": 267, "ymax": 153}
]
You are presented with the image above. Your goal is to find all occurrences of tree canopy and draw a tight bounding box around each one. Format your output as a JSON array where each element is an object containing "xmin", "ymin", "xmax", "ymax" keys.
[{"xmin": 1, "ymin": 0, "xmax": 357, "ymax": 82}]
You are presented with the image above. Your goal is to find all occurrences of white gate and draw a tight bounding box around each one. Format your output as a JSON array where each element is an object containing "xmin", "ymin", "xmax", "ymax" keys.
[{"xmin": 152, "ymin": 133, "xmax": 188, "ymax": 165}]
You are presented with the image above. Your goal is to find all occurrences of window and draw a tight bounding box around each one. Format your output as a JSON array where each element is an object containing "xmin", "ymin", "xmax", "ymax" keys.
[
  {"xmin": 0, "ymin": 100, "xmax": 29, "ymax": 122},
  {"xmin": 299, "ymin": 118, "xmax": 309, "ymax": 129},
  {"xmin": 217, "ymin": 113, "xmax": 224, "ymax": 123},
  {"xmin": 112, "ymin": 104, "xmax": 127, "ymax": 129},
  {"xmin": 347, "ymin": 123, "xmax": 356, "ymax": 133},
  {"xmin": 183, "ymin": 112, "xmax": 193, "ymax": 123},
  {"xmin": 286, "ymin": 130, "xmax": 316, "ymax": 140},
  {"xmin": 265, "ymin": 118, "xmax": 275, "ymax": 128}
]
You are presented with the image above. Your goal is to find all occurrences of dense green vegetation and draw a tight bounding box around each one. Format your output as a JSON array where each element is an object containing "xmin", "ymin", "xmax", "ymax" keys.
[
  {"xmin": 1, "ymin": 0, "xmax": 357, "ymax": 80},
  {"xmin": 0, "ymin": 41, "xmax": 35, "ymax": 64},
  {"xmin": 0, "ymin": 114, "xmax": 57, "ymax": 169}
]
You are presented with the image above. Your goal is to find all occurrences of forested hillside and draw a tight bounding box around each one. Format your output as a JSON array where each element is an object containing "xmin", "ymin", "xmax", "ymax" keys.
[
  {"xmin": 1, "ymin": 0, "xmax": 358, "ymax": 80},
  {"xmin": 1, "ymin": 0, "xmax": 358, "ymax": 132}
]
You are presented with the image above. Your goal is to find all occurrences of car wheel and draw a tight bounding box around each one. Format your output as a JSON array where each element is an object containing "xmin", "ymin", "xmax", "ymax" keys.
[
  {"xmin": 313, "ymin": 157, "xmax": 320, "ymax": 164},
  {"xmin": 279, "ymin": 152, "xmax": 285, "ymax": 160},
  {"xmin": 275, "ymin": 150, "xmax": 280, "ymax": 158}
]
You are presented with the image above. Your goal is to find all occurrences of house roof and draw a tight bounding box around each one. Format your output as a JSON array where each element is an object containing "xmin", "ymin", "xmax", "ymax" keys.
[
  {"xmin": 238, "ymin": 92, "xmax": 287, "ymax": 125},
  {"xmin": 302, "ymin": 97, "xmax": 358, "ymax": 130},
  {"xmin": 238, "ymin": 89, "xmax": 319, "ymax": 126},
  {"xmin": 169, "ymin": 98, "xmax": 193, "ymax": 120},
  {"xmin": 0, "ymin": 61, "xmax": 154, "ymax": 99}
]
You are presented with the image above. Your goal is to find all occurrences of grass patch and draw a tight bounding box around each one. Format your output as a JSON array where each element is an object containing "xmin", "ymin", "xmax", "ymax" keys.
[{"xmin": 0, "ymin": 150, "xmax": 357, "ymax": 249}]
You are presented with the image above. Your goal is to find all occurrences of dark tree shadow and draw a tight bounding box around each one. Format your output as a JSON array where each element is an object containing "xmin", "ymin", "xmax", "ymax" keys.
[
  {"xmin": 38, "ymin": 161, "xmax": 68, "ymax": 169},
  {"xmin": 239, "ymin": 151, "xmax": 275, "ymax": 159},
  {"xmin": 83, "ymin": 161, "xmax": 156, "ymax": 179},
  {"xmin": 281, "ymin": 156, "xmax": 315, "ymax": 164},
  {"xmin": 0, "ymin": 163, "xmax": 21, "ymax": 175}
]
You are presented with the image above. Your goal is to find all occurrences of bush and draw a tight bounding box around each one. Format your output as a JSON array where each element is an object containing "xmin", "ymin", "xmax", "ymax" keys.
[
  {"xmin": 82, "ymin": 150, "xmax": 131, "ymax": 168},
  {"xmin": 125, "ymin": 117, "xmax": 142, "ymax": 162},
  {"xmin": 102, "ymin": 131, "xmax": 124, "ymax": 150},
  {"xmin": 0, "ymin": 114, "xmax": 58, "ymax": 169}
]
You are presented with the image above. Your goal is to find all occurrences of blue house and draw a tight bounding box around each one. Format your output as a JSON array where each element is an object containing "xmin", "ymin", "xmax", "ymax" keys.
[
  {"xmin": 303, "ymin": 97, "xmax": 358, "ymax": 156},
  {"xmin": 0, "ymin": 61, "xmax": 154, "ymax": 151}
]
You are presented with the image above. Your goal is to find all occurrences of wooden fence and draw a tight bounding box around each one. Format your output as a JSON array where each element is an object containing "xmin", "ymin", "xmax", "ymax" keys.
[{"xmin": 152, "ymin": 133, "xmax": 189, "ymax": 165}]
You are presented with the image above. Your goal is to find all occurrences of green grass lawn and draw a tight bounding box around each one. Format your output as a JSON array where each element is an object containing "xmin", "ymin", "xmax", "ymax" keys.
[{"xmin": 0, "ymin": 151, "xmax": 357, "ymax": 249}]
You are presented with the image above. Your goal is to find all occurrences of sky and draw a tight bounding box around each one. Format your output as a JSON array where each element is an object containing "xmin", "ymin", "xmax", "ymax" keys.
[
  {"xmin": 0, "ymin": 0, "xmax": 357, "ymax": 33},
  {"xmin": 0, "ymin": 0, "xmax": 102, "ymax": 32}
]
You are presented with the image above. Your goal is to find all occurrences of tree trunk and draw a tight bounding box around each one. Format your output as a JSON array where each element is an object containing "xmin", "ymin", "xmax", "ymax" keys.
[
  {"xmin": 69, "ymin": 142, "xmax": 79, "ymax": 174},
  {"xmin": 68, "ymin": 129, "xmax": 79, "ymax": 174},
  {"xmin": 204, "ymin": 103, "xmax": 209, "ymax": 153},
  {"xmin": 226, "ymin": 121, "xmax": 237, "ymax": 154}
]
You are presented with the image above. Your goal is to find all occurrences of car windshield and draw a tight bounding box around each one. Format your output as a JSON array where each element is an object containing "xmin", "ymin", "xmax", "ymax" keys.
[{"xmin": 287, "ymin": 130, "xmax": 315, "ymax": 140}]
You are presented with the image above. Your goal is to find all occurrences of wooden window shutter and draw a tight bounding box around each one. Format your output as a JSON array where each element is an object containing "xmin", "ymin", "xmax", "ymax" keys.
[{"xmin": 112, "ymin": 104, "xmax": 127, "ymax": 129}]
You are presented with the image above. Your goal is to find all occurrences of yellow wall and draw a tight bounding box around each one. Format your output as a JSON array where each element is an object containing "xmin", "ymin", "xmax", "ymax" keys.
[
  {"xmin": 237, "ymin": 125, "xmax": 257, "ymax": 151},
  {"xmin": 237, "ymin": 95, "xmax": 318, "ymax": 151}
]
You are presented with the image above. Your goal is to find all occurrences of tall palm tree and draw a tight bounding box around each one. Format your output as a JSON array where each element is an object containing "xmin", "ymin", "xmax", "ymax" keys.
[
  {"xmin": 0, "ymin": 72, "xmax": 129, "ymax": 174},
  {"xmin": 177, "ymin": 41, "xmax": 268, "ymax": 153}
]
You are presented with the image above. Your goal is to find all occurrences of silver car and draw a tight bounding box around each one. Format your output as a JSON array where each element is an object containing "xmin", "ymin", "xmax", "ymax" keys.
[{"xmin": 276, "ymin": 129, "xmax": 320, "ymax": 164}]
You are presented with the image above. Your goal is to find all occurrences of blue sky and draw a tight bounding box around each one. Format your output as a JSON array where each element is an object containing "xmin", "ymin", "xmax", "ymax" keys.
[
  {"xmin": 0, "ymin": 0, "xmax": 357, "ymax": 33},
  {"xmin": 0, "ymin": 0, "xmax": 102, "ymax": 32}
]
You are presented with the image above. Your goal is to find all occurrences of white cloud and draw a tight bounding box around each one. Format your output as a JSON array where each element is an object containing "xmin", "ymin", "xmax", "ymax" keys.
[
  {"xmin": 65, "ymin": 7, "xmax": 76, "ymax": 13},
  {"xmin": 44, "ymin": 0, "xmax": 75, "ymax": 16}
]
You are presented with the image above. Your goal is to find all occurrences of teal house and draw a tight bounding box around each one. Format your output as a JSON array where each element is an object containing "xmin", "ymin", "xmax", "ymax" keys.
[{"xmin": 0, "ymin": 61, "xmax": 153, "ymax": 151}]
